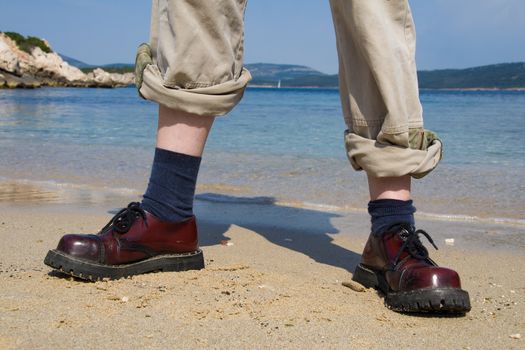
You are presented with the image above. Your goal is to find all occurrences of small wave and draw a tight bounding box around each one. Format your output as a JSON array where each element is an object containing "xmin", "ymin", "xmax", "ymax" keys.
[
  {"xmin": 278, "ymin": 201, "xmax": 365, "ymax": 213},
  {"xmin": 2, "ymin": 177, "xmax": 523, "ymax": 228},
  {"xmin": 31, "ymin": 179, "xmax": 139, "ymax": 195},
  {"xmin": 196, "ymin": 193, "xmax": 275, "ymax": 205},
  {"xmin": 0, "ymin": 178, "xmax": 140, "ymax": 204},
  {"xmin": 416, "ymin": 211, "xmax": 525, "ymax": 227},
  {"xmin": 197, "ymin": 192, "xmax": 524, "ymax": 227}
]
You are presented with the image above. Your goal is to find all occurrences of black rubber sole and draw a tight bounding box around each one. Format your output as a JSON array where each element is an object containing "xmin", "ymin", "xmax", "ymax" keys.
[
  {"xmin": 44, "ymin": 249, "xmax": 205, "ymax": 281},
  {"xmin": 353, "ymin": 263, "xmax": 471, "ymax": 313}
]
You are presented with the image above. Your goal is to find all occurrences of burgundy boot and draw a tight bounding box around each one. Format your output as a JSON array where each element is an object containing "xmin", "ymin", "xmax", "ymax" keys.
[
  {"xmin": 352, "ymin": 224, "xmax": 471, "ymax": 313},
  {"xmin": 44, "ymin": 202, "xmax": 204, "ymax": 281}
]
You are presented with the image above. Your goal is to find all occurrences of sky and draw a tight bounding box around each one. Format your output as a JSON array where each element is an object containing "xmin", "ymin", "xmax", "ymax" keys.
[{"xmin": 1, "ymin": 0, "xmax": 524, "ymax": 74}]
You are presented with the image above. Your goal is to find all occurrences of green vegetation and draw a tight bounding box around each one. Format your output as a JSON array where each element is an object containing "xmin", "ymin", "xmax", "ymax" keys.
[
  {"xmin": 81, "ymin": 64, "xmax": 134, "ymax": 74},
  {"xmin": 418, "ymin": 63, "xmax": 525, "ymax": 89},
  {"xmin": 250, "ymin": 75, "xmax": 338, "ymax": 88},
  {"xmin": 246, "ymin": 63, "xmax": 324, "ymax": 80},
  {"xmin": 2, "ymin": 31, "xmax": 52, "ymax": 54},
  {"xmin": 247, "ymin": 63, "xmax": 337, "ymax": 87},
  {"xmin": 247, "ymin": 62, "xmax": 525, "ymax": 89}
]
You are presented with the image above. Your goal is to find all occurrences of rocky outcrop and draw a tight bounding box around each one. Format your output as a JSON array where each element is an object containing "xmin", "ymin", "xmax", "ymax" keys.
[
  {"xmin": 86, "ymin": 68, "xmax": 134, "ymax": 88},
  {"xmin": 0, "ymin": 33, "xmax": 134, "ymax": 88}
]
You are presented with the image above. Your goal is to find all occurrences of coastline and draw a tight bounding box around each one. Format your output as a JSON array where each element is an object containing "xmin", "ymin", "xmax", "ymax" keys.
[
  {"xmin": 249, "ymin": 86, "xmax": 525, "ymax": 91},
  {"xmin": 247, "ymin": 85, "xmax": 525, "ymax": 91},
  {"xmin": 419, "ymin": 87, "xmax": 525, "ymax": 92},
  {"xmin": 0, "ymin": 195, "xmax": 524, "ymax": 349},
  {"xmin": 1, "ymin": 155, "xmax": 524, "ymax": 228},
  {"xmin": 2, "ymin": 33, "xmax": 523, "ymax": 91},
  {"xmin": 0, "ymin": 33, "xmax": 134, "ymax": 89},
  {"xmin": 3, "ymin": 84, "xmax": 523, "ymax": 91}
]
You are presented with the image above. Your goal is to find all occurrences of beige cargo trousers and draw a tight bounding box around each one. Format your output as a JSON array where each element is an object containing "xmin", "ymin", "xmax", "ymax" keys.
[{"xmin": 135, "ymin": 0, "xmax": 442, "ymax": 178}]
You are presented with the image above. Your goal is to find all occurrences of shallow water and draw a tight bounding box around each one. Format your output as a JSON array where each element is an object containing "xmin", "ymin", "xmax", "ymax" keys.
[{"xmin": 0, "ymin": 87, "xmax": 524, "ymax": 224}]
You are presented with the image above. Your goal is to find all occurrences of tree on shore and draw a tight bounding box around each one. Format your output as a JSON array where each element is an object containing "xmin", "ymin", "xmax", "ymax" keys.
[{"xmin": 2, "ymin": 31, "xmax": 52, "ymax": 54}]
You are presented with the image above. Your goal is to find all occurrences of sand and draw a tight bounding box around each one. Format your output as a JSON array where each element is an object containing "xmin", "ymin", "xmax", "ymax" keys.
[{"xmin": 0, "ymin": 196, "xmax": 524, "ymax": 349}]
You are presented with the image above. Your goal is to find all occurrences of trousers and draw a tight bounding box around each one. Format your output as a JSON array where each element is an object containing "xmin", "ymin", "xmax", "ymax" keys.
[{"xmin": 136, "ymin": 0, "xmax": 442, "ymax": 178}]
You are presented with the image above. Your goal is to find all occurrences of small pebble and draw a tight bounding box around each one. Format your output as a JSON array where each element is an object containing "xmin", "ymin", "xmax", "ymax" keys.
[
  {"xmin": 220, "ymin": 240, "xmax": 234, "ymax": 246},
  {"xmin": 342, "ymin": 280, "xmax": 365, "ymax": 292},
  {"xmin": 121, "ymin": 296, "xmax": 129, "ymax": 302},
  {"xmin": 509, "ymin": 334, "xmax": 521, "ymax": 339},
  {"xmin": 445, "ymin": 238, "xmax": 455, "ymax": 246},
  {"xmin": 258, "ymin": 284, "xmax": 276, "ymax": 291}
]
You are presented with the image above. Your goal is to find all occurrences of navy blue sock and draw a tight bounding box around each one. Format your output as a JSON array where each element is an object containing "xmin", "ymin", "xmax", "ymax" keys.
[
  {"xmin": 368, "ymin": 199, "xmax": 416, "ymax": 236},
  {"xmin": 141, "ymin": 148, "xmax": 201, "ymax": 222}
]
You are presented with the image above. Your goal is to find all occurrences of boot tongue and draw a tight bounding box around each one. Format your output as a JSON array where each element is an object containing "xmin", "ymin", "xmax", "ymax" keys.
[
  {"xmin": 383, "ymin": 228, "xmax": 411, "ymax": 263},
  {"xmin": 99, "ymin": 202, "xmax": 147, "ymax": 235},
  {"xmin": 389, "ymin": 226, "xmax": 437, "ymax": 267}
]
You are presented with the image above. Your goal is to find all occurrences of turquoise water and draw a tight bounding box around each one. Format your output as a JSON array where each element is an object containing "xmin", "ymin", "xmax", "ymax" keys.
[
  {"xmin": 0, "ymin": 87, "xmax": 524, "ymax": 222},
  {"xmin": 1, "ymin": 87, "xmax": 525, "ymax": 165}
]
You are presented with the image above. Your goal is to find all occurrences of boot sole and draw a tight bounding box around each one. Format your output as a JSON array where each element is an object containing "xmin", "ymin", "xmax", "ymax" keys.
[
  {"xmin": 44, "ymin": 249, "xmax": 205, "ymax": 281},
  {"xmin": 353, "ymin": 263, "xmax": 471, "ymax": 313}
]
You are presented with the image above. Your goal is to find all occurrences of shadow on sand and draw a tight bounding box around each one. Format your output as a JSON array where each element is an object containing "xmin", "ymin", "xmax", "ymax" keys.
[{"xmin": 195, "ymin": 193, "xmax": 362, "ymax": 272}]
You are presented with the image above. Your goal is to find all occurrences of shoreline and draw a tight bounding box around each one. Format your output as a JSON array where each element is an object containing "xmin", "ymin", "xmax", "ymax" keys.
[
  {"xmin": 419, "ymin": 87, "xmax": 525, "ymax": 92},
  {"xmin": 248, "ymin": 85, "xmax": 525, "ymax": 91},
  {"xmin": 2, "ymin": 84, "xmax": 525, "ymax": 91},
  {"xmin": 1, "ymin": 176, "xmax": 524, "ymax": 229}
]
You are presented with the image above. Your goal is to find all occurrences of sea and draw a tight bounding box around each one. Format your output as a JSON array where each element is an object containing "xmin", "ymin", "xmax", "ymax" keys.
[{"xmin": 0, "ymin": 87, "xmax": 524, "ymax": 226}]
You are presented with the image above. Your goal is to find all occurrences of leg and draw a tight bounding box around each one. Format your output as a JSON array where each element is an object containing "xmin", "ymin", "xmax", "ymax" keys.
[
  {"xmin": 140, "ymin": 107, "xmax": 214, "ymax": 223},
  {"xmin": 329, "ymin": 0, "xmax": 470, "ymax": 313},
  {"xmin": 367, "ymin": 175, "xmax": 415, "ymax": 236},
  {"xmin": 44, "ymin": 0, "xmax": 250, "ymax": 280},
  {"xmin": 156, "ymin": 105, "xmax": 215, "ymax": 157},
  {"xmin": 367, "ymin": 175, "xmax": 411, "ymax": 201}
]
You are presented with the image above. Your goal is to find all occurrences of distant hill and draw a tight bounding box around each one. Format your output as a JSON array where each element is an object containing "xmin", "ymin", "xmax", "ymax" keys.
[
  {"xmin": 59, "ymin": 54, "xmax": 135, "ymax": 74},
  {"xmin": 246, "ymin": 63, "xmax": 323, "ymax": 79},
  {"xmin": 248, "ymin": 62, "xmax": 525, "ymax": 89},
  {"xmin": 246, "ymin": 63, "xmax": 337, "ymax": 88},
  {"xmin": 60, "ymin": 56, "xmax": 525, "ymax": 89},
  {"xmin": 418, "ymin": 63, "xmax": 525, "ymax": 89},
  {"xmin": 59, "ymin": 54, "xmax": 92, "ymax": 69}
]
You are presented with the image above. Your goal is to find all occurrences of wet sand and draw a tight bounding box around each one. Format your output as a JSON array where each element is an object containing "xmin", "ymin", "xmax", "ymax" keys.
[{"xmin": 0, "ymin": 186, "xmax": 524, "ymax": 349}]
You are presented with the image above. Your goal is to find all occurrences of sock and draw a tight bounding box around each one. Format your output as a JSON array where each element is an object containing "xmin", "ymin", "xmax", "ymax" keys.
[
  {"xmin": 368, "ymin": 199, "xmax": 416, "ymax": 236},
  {"xmin": 141, "ymin": 147, "xmax": 201, "ymax": 222}
]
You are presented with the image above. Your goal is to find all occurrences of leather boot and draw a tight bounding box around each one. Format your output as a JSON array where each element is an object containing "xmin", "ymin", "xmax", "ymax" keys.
[
  {"xmin": 353, "ymin": 224, "xmax": 471, "ymax": 313},
  {"xmin": 44, "ymin": 202, "xmax": 204, "ymax": 281}
]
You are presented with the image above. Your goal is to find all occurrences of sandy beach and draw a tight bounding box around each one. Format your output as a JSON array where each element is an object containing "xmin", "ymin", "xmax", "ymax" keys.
[{"xmin": 0, "ymin": 186, "xmax": 523, "ymax": 350}]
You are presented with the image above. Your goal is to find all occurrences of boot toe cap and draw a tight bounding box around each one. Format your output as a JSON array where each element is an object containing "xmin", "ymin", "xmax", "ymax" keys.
[
  {"xmin": 400, "ymin": 266, "xmax": 461, "ymax": 291},
  {"xmin": 57, "ymin": 234, "xmax": 102, "ymax": 263}
]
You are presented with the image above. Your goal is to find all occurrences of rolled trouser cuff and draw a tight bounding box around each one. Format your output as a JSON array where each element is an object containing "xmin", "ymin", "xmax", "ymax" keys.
[
  {"xmin": 139, "ymin": 64, "xmax": 251, "ymax": 117},
  {"xmin": 345, "ymin": 129, "xmax": 443, "ymax": 179}
]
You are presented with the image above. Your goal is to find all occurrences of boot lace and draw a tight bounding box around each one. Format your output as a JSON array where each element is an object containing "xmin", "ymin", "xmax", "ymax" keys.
[
  {"xmin": 99, "ymin": 202, "xmax": 147, "ymax": 235},
  {"xmin": 392, "ymin": 225, "xmax": 438, "ymax": 267}
]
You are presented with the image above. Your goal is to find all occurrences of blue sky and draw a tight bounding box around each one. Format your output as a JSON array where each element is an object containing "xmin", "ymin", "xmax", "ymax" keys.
[{"xmin": 1, "ymin": 0, "xmax": 524, "ymax": 74}]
